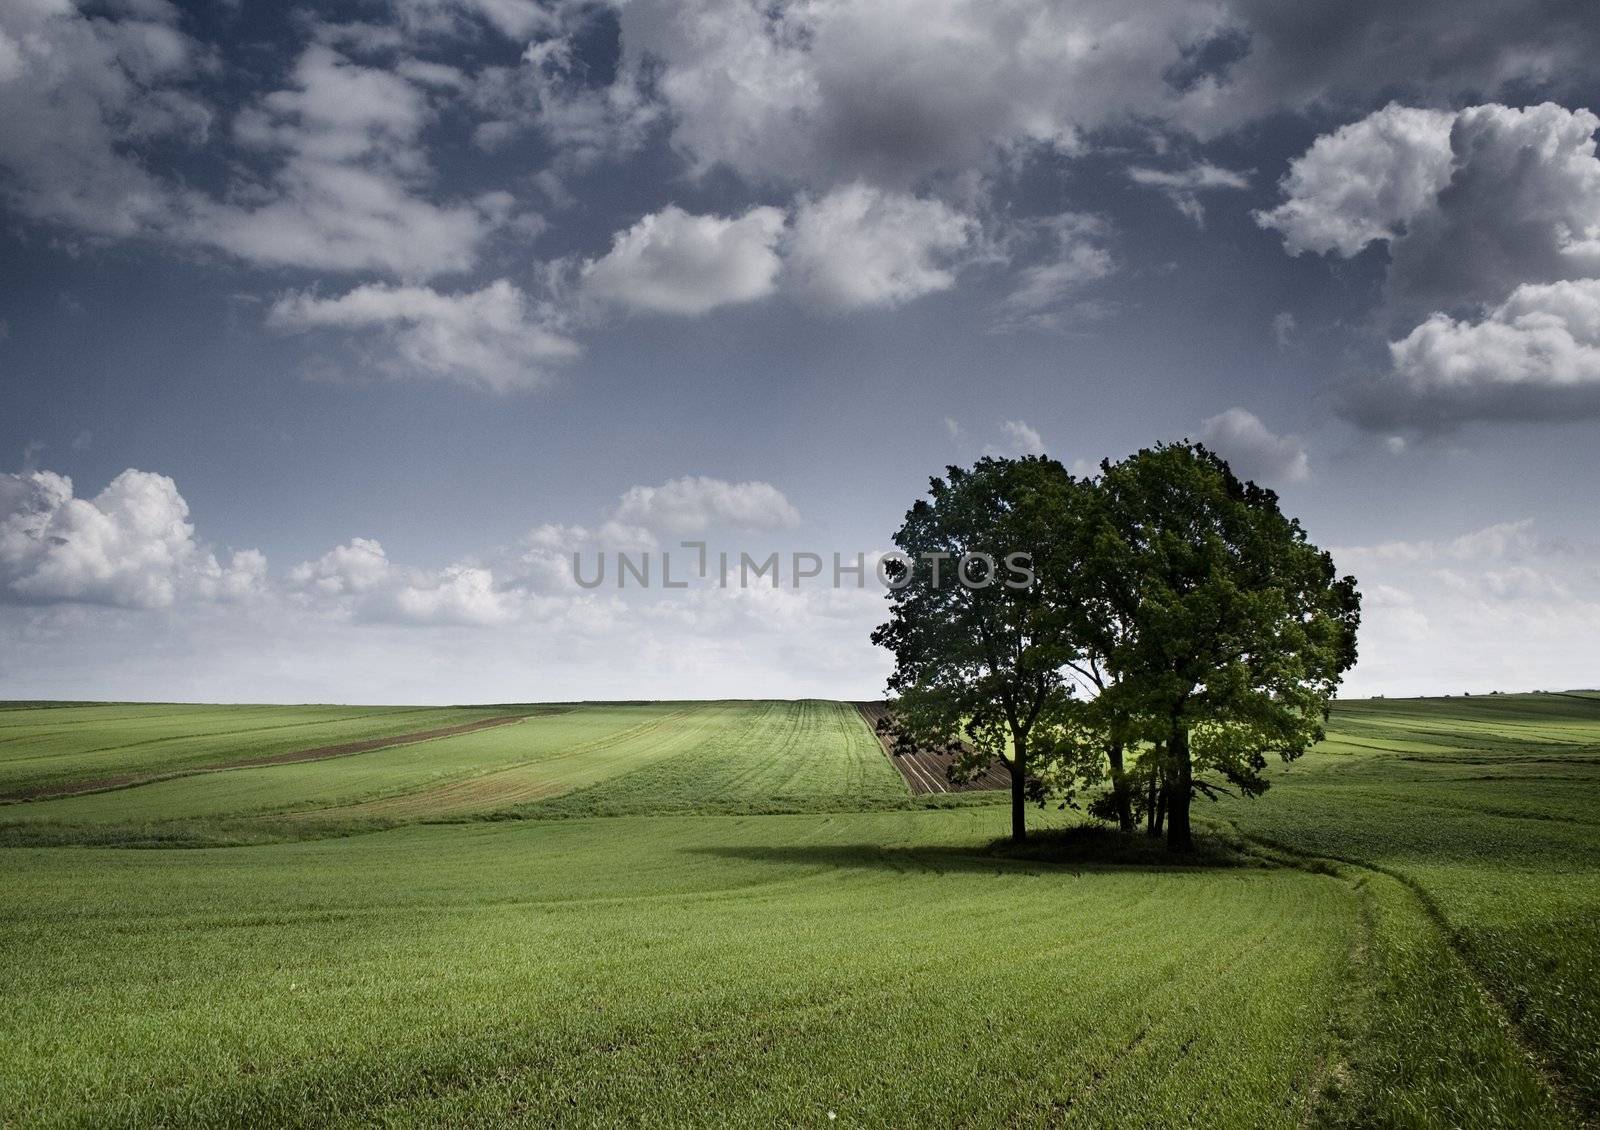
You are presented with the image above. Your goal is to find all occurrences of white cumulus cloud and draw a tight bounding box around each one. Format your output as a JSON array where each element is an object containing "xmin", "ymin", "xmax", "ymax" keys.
[
  {"xmin": 288, "ymin": 538, "xmax": 518, "ymax": 626},
  {"xmin": 1197, "ymin": 408, "xmax": 1310, "ymax": 484},
  {"xmin": 1256, "ymin": 104, "xmax": 1456, "ymax": 258},
  {"xmin": 268, "ymin": 280, "xmax": 579, "ymax": 392},
  {"xmin": 612, "ymin": 476, "xmax": 801, "ymax": 535},
  {"xmin": 1259, "ymin": 102, "xmax": 1600, "ymax": 311},
  {"xmin": 0, "ymin": 469, "xmax": 264, "ymax": 609},
  {"xmin": 580, "ymin": 204, "xmax": 787, "ymax": 316},
  {"xmin": 1355, "ymin": 278, "xmax": 1600, "ymax": 428},
  {"xmin": 785, "ymin": 184, "xmax": 975, "ymax": 310},
  {"xmin": 183, "ymin": 45, "xmax": 506, "ymax": 277}
]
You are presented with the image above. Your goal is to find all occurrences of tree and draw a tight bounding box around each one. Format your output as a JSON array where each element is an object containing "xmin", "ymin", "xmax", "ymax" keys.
[
  {"xmin": 1081, "ymin": 443, "xmax": 1361, "ymax": 852},
  {"xmin": 1061, "ymin": 609, "xmax": 1142, "ymax": 834},
  {"xmin": 871, "ymin": 457, "xmax": 1086, "ymax": 842}
]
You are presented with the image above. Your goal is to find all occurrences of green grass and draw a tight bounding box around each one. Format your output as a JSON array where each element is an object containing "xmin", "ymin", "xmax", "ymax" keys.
[
  {"xmin": 0, "ymin": 702, "xmax": 521, "ymax": 796},
  {"xmin": 0, "ymin": 809, "xmax": 1351, "ymax": 1127},
  {"xmin": 0, "ymin": 701, "xmax": 912, "ymax": 845},
  {"xmin": 1, "ymin": 692, "xmax": 1597, "ymax": 1126},
  {"xmin": 1216, "ymin": 692, "xmax": 1600, "ymax": 1126},
  {"xmin": 515, "ymin": 698, "xmax": 908, "ymax": 818}
]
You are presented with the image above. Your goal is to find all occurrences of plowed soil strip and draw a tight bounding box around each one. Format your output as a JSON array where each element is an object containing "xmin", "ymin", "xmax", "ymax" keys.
[
  {"xmin": 4, "ymin": 713, "xmax": 545, "ymax": 802},
  {"xmin": 855, "ymin": 702, "xmax": 1011, "ymax": 795}
]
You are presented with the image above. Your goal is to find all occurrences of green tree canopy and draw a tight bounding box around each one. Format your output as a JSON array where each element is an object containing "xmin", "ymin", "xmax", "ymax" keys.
[
  {"xmin": 872, "ymin": 444, "xmax": 1360, "ymax": 852},
  {"xmin": 871, "ymin": 456, "xmax": 1088, "ymax": 842},
  {"xmin": 1080, "ymin": 443, "xmax": 1361, "ymax": 851}
]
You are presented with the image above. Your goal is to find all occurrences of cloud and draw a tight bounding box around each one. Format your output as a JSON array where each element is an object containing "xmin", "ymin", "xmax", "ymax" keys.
[
  {"xmin": 0, "ymin": 469, "xmax": 264, "ymax": 609},
  {"xmin": 1334, "ymin": 519, "xmax": 1539, "ymax": 570},
  {"xmin": 10, "ymin": 0, "xmax": 1600, "ymax": 298},
  {"xmin": 580, "ymin": 205, "xmax": 786, "ymax": 315},
  {"xmin": 0, "ymin": 464, "xmax": 880, "ymax": 699},
  {"xmin": 287, "ymin": 537, "xmax": 392, "ymax": 596},
  {"xmin": 389, "ymin": 0, "xmax": 561, "ymax": 40},
  {"xmin": 1388, "ymin": 104, "xmax": 1600, "ymax": 313},
  {"xmin": 1272, "ymin": 311, "xmax": 1296, "ymax": 350},
  {"xmin": 182, "ymin": 45, "xmax": 506, "ymax": 277},
  {"xmin": 612, "ymin": 476, "xmax": 802, "ymax": 535},
  {"xmin": 1331, "ymin": 518, "xmax": 1600, "ymax": 697},
  {"xmin": 0, "ymin": 568, "xmax": 891, "ymax": 702},
  {"xmin": 1197, "ymin": 408, "xmax": 1310, "ymax": 483},
  {"xmin": 515, "ymin": 521, "xmax": 660, "ymax": 590},
  {"xmin": 950, "ymin": 418, "xmax": 1052, "ymax": 460},
  {"xmin": 785, "ymin": 184, "xmax": 975, "ymax": 309},
  {"xmin": 984, "ymin": 420, "xmax": 1046, "ymax": 458},
  {"xmin": 994, "ymin": 213, "xmax": 1116, "ymax": 331},
  {"xmin": 1351, "ymin": 278, "xmax": 1600, "ymax": 429},
  {"xmin": 598, "ymin": 0, "xmax": 1600, "ymax": 194},
  {"xmin": 1259, "ymin": 102, "xmax": 1600, "ymax": 312},
  {"xmin": 0, "ymin": 0, "xmax": 210, "ymax": 237},
  {"xmin": 0, "ymin": 16, "xmax": 518, "ymax": 275},
  {"xmin": 1127, "ymin": 162, "xmax": 1249, "ymax": 225},
  {"xmin": 267, "ymin": 280, "xmax": 580, "ymax": 392},
  {"xmin": 1255, "ymin": 104, "xmax": 1457, "ymax": 258},
  {"xmin": 287, "ymin": 538, "xmax": 517, "ymax": 626},
  {"xmin": 1172, "ymin": 1, "xmax": 1600, "ymax": 138},
  {"xmin": 614, "ymin": 0, "xmax": 1225, "ymax": 189},
  {"xmin": 466, "ymin": 31, "xmax": 660, "ymax": 164},
  {"xmin": 280, "ymin": 485, "xmax": 801, "ymax": 628},
  {"xmin": 1261, "ymin": 102, "xmax": 1600, "ymax": 431}
]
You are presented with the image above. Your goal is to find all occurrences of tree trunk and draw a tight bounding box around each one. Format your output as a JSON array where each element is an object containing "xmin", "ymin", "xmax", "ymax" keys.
[
  {"xmin": 1009, "ymin": 733, "xmax": 1027, "ymax": 842},
  {"xmin": 1146, "ymin": 742, "xmax": 1165, "ymax": 837},
  {"xmin": 1166, "ymin": 724, "xmax": 1194, "ymax": 853},
  {"xmin": 1107, "ymin": 741, "xmax": 1133, "ymax": 833}
]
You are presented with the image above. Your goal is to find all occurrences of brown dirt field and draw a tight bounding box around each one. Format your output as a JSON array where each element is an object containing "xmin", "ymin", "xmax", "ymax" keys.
[
  {"xmin": 855, "ymin": 702, "xmax": 1011, "ymax": 795},
  {"xmin": 4, "ymin": 712, "xmax": 547, "ymax": 802}
]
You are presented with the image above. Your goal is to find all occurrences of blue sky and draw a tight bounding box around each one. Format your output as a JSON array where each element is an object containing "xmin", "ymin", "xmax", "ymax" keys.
[{"xmin": 4, "ymin": 0, "xmax": 1600, "ymax": 702}]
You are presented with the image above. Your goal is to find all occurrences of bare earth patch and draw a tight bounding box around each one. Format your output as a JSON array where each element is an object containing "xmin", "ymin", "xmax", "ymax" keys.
[{"xmin": 855, "ymin": 701, "xmax": 1010, "ymax": 795}]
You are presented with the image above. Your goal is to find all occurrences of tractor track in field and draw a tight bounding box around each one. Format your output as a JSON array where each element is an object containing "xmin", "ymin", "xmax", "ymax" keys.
[
  {"xmin": 1229, "ymin": 822, "xmax": 1589, "ymax": 1128},
  {"xmin": 854, "ymin": 702, "xmax": 1011, "ymax": 794},
  {"xmin": 1, "ymin": 713, "xmax": 546, "ymax": 803}
]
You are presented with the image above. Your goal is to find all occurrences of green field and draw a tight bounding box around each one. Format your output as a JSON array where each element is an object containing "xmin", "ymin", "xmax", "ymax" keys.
[{"xmin": 1, "ymin": 694, "xmax": 1597, "ymax": 1126}]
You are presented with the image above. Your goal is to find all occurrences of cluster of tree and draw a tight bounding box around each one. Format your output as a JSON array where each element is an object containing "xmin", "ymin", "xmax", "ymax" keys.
[{"xmin": 871, "ymin": 444, "xmax": 1361, "ymax": 851}]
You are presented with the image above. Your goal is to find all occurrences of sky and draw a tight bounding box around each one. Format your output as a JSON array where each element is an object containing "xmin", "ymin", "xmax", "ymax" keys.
[{"xmin": 3, "ymin": 0, "xmax": 1600, "ymax": 703}]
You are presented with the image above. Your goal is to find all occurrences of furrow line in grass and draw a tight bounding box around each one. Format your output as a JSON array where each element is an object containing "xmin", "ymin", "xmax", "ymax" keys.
[
  {"xmin": 295, "ymin": 706, "xmax": 706, "ymax": 819},
  {"xmin": 1353, "ymin": 859, "xmax": 1590, "ymax": 1127},
  {"xmin": 0, "ymin": 715, "xmax": 533, "ymax": 805},
  {"xmin": 0, "ymin": 706, "xmax": 455, "ymax": 765},
  {"xmin": 281, "ymin": 879, "xmax": 1240, "ymax": 1127},
  {"xmin": 1226, "ymin": 822, "xmax": 1585, "ymax": 1128}
]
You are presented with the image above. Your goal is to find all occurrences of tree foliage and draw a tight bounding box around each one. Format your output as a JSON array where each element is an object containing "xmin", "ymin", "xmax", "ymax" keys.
[
  {"xmin": 871, "ymin": 456, "xmax": 1088, "ymax": 841},
  {"xmin": 1081, "ymin": 443, "xmax": 1361, "ymax": 850},
  {"xmin": 872, "ymin": 444, "xmax": 1361, "ymax": 851}
]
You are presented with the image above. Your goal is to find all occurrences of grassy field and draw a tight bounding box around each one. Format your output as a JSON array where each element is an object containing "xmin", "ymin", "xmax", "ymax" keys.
[
  {"xmin": 0, "ymin": 700, "xmax": 909, "ymax": 845},
  {"xmin": 0, "ymin": 693, "xmax": 1596, "ymax": 1126},
  {"xmin": 1217, "ymin": 693, "xmax": 1600, "ymax": 1126},
  {"xmin": 0, "ymin": 702, "xmax": 520, "ymax": 797}
]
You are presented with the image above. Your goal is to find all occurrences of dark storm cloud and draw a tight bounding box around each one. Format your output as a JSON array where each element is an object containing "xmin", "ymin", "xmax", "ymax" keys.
[{"xmin": 1187, "ymin": 0, "xmax": 1600, "ymax": 133}]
